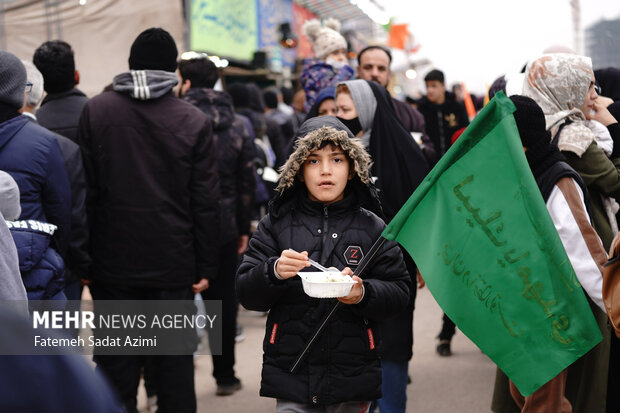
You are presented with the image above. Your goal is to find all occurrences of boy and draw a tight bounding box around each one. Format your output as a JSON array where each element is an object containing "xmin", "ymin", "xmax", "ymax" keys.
[{"xmin": 236, "ymin": 120, "xmax": 411, "ymax": 412}]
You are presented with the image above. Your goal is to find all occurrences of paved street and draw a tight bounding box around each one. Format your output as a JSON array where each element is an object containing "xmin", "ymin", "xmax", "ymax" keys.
[{"xmin": 134, "ymin": 287, "xmax": 497, "ymax": 412}]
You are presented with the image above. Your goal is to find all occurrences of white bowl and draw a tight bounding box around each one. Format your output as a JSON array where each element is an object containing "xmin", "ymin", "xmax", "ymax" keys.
[{"xmin": 298, "ymin": 272, "xmax": 357, "ymax": 298}]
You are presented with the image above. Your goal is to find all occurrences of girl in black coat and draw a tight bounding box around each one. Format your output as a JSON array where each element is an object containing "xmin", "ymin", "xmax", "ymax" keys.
[{"xmin": 236, "ymin": 117, "xmax": 410, "ymax": 411}]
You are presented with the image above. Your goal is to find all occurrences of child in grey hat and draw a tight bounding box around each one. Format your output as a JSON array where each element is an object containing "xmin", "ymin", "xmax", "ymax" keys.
[{"xmin": 300, "ymin": 18, "xmax": 354, "ymax": 113}]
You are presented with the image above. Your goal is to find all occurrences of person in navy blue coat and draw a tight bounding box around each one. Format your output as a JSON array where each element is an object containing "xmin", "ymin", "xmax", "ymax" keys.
[{"xmin": 0, "ymin": 51, "xmax": 71, "ymax": 258}]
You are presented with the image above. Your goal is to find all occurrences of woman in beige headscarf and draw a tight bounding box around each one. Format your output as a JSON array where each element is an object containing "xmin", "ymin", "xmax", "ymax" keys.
[
  {"xmin": 523, "ymin": 53, "xmax": 620, "ymax": 249},
  {"xmin": 518, "ymin": 53, "xmax": 618, "ymax": 413}
]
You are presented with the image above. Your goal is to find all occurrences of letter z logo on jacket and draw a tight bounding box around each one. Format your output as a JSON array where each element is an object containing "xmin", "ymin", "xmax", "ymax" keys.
[{"xmin": 344, "ymin": 246, "xmax": 364, "ymax": 266}]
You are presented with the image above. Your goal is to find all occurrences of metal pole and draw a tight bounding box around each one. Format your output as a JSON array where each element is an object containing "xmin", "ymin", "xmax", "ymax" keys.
[
  {"xmin": 0, "ymin": 0, "xmax": 7, "ymax": 50},
  {"xmin": 183, "ymin": 0, "xmax": 191, "ymax": 51}
]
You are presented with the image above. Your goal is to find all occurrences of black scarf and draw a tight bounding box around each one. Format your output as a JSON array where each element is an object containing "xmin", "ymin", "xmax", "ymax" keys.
[{"xmin": 366, "ymin": 81, "xmax": 430, "ymax": 221}]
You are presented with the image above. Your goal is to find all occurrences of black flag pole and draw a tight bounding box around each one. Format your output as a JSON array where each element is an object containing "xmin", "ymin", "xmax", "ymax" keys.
[{"xmin": 289, "ymin": 236, "xmax": 387, "ymax": 374}]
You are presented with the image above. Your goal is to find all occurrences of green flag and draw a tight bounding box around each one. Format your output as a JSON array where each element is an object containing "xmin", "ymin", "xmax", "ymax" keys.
[{"xmin": 382, "ymin": 92, "xmax": 602, "ymax": 396}]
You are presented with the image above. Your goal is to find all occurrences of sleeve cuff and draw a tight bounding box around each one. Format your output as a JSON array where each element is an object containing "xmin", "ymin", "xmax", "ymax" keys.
[
  {"xmin": 267, "ymin": 257, "xmax": 287, "ymax": 284},
  {"xmin": 353, "ymin": 281, "xmax": 370, "ymax": 307},
  {"xmin": 273, "ymin": 258, "xmax": 285, "ymax": 280},
  {"xmin": 353, "ymin": 283, "xmax": 365, "ymax": 304}
]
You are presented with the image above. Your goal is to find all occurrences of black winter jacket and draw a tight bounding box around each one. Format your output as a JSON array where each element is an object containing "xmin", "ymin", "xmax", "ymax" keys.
[
  {"xmin": 182, "ymin": 88, "xmax": 255, "ymax": 244},
  {"xmin": 237, "ymin": 125, "xmax": 410, "ymax": 406},
  {"xmin": 78, "ymin": 71, "xmax": 220, "ymax": 287},
  {"xmin": 417, "ymin": 91, "xmax": 470, "ymax": 157},
  {"xmin": 36, "ymin": 88, "xmax": 88, "ymax": 143},
  {"xmin": 25, "ymin": 115, "xmax": 90, "ymax": 281}
]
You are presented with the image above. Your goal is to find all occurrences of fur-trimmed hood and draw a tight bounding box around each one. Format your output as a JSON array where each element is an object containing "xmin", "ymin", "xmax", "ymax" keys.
[
  {"xmin": 277, "ymin": 125, "xmax": 372, "ymax": 193},
  {"xmin": 271, "ymin": 117, "xmax": 383, "ymax": 219}
]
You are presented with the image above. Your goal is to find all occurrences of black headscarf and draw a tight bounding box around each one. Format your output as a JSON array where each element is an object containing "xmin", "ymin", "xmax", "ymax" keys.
[
  {"xmin": 510, "ymin": 95, "xmax": 565, "ymax": 179},
  {"xmin": 364, "ymin": 80, "xmax": 429, "ymax": 221}
]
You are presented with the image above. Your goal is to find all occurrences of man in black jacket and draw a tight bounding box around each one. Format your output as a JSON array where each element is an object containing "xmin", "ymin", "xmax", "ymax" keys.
[
  {"xmin": 21, "ymin": 60, "xmax": 89, "ymax": 303},
  {"xmin": 77, "ymin": 28, "xmax": 220, "ymax": 413},
  {"xmin": 178, "ymin": 55, "xmax": 255, "ymax": 396},
  {"xmin": 33, "ymin": 40, "xmax": 88, "ymax": 142},
  {"xmin": 417, "ymin": 69, "xmax": 470, "ymax": 158}
]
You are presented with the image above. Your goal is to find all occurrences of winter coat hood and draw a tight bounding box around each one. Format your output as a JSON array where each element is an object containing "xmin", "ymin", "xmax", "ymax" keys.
[
  {"xmin": 183, "ymin": 88, "xmax": 235, "ymax": 131},
  {"xmin": 113, "ymin": 70, "xmax": 178, "ymax": 100},
  {"xmin": 272, "ymin": 116, "xmax": 383, "ymax": 219},
  {"xmin": 277, "ymin": 124, "xmax": 372, "ymax": 192}
]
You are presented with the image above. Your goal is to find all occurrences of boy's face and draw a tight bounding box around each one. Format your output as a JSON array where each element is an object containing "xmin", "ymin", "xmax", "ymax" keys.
[
  {"xmin": 301, "ymin": 144, "xmax": 352, "ymax": 205},
  {"xmin": 425, "ymin": 80, "xmax": 446, "ymax": 104}
]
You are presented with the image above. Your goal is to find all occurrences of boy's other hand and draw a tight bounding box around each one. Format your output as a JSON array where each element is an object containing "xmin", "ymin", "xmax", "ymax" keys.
[
  {"xmin": 338, "ymin": 275, "xmax": 363, "ymax": 305},
  {"xmin": 276, "ymin": 249, "xmax": 310, "ymax": 279}
]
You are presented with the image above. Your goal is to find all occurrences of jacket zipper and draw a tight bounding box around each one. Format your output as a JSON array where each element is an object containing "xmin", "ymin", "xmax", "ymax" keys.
[{"xmin": 322, "ymin": 206, "xmax": 329, "ymax": 248}]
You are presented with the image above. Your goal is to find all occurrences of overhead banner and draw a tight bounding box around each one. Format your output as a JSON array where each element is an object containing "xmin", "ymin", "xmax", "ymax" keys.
[
  {"xmin": 190, "ymin": 0, "xmax": 258, "ymax": 61},
  {"xmin": 257, "ymin": 0, "xmax": 295, "ymax": 68}
]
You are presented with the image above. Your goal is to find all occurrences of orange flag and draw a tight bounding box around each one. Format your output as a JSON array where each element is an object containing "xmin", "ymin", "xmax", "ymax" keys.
[
  {"xmin": 461, "ymin": 83, "xmax": 477, "ymax": 120},
  {"xmin": 388, "ymin": 24, "xmax": 409, "ymax": 50}
]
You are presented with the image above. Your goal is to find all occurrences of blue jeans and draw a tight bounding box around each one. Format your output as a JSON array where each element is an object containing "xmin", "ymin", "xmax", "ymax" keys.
[{"xmin": 376, "ymin": 360, "xmax": 408, "ymax": 413}]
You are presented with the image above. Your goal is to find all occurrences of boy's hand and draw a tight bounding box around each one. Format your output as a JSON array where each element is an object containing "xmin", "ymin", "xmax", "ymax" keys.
[
  {"xmin": 338, "ymin": 272, "xmax": 364, "ymax": 305},
  {"xmin": 276, "ymin": 249, "xmax": 310, "ymax": 279}
]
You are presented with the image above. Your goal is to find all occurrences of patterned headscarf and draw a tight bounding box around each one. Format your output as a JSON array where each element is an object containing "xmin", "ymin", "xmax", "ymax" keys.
[{"xmin": 522, "ymin": 53, "xmax": 595, "ymax": 156}]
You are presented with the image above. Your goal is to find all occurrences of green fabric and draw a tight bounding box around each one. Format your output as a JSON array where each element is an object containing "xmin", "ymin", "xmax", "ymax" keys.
[
  {"xmin": 382, "ymin": 92, "xmax": 602, "ymax": 397},
  {"xmin": 491, "ymin": 301, "xmax": 610, "ymax": 413},
  {"xmin": 562, "ymin": 142, "xmax": 620, "ymax": 250}
]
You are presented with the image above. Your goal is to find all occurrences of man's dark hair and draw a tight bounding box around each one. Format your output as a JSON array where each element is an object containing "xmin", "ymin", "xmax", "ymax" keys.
[
  {"xmin": 178, "ymin": 57, "xmax": 219, "ymax": 89},
  {"xmin": 357, "ymin": 45, "xmax": 392, "ymax": 66},
  {"xmin": 263, "ymin": 90, "xmax": 278, "ymax": 109},
  {"xmin": 424, "ymin": 69, "xmax": 445, "ymax": 84},
  {"xmin": 281, "ymin": 86, "xmax": 294, "ymax": 105},
  {"xmin": 33, "ymin": 40, "xmax": 75, "ymax": 94}
]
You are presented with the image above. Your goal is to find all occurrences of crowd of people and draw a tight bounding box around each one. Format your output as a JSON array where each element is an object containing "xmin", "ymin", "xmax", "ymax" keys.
[{"xmin": 0, "ymin": 13, "xmax": 619, "ymax": 413}]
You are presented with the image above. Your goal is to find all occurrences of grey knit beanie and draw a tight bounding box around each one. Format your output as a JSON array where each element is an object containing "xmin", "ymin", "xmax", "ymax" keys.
[
  {"xmin": 0, "ymin": 171, "xmax": 21, "ymax": 221},
  {"xmin": 0, "ymin": 51, "xmax": 26, "ymax": 109}
]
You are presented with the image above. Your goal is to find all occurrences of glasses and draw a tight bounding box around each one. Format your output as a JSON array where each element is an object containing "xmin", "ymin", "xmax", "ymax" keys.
[
  {"xmin": 594, "ymin": 83, "xmax": 602, "ymax": 95},
  {"xmin": 25, "ymin": 82, "xmax": 33, "ymax": 93}
]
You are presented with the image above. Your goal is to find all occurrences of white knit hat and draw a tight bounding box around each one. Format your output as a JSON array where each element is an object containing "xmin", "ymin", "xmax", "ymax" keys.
[
  {"xmin": 302, "ymin": 18, "xmax": 347, "ymax": 60},
  {"xmin": 0, "ymin": 171, "xmax": 21, "ymax": 221}
]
